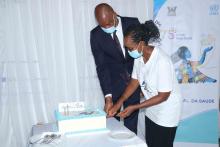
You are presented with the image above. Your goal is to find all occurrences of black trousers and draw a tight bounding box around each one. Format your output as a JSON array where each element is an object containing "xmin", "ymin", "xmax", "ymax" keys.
[{"xmin": 145, "ymin": 116, "xmax": 177, "ymax": 147}]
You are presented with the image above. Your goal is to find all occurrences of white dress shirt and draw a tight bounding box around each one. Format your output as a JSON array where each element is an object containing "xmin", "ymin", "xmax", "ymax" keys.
[{"xmin": 105, "ymin": 17, "xmax": 125, "ymax": 98}]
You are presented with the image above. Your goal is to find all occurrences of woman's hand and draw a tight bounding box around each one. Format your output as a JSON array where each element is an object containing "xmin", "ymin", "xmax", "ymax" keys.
[
  {"xmin": 107, "ymin": 78, "xmax": 139, "ymax": 117},
  {"xmin": 117, "ymin": 105, "xmax": 136, "ymax": 118},
  {"xmin": 108, "ymin": 102, "xmax": 122, "ymax": 117}
]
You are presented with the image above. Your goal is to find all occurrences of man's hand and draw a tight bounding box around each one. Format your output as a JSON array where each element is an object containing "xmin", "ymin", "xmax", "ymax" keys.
[
  {"xmin": 108, "ymin": 102, "xmax": 122, "ymax": 117},
  {"xmin": 117, "ymin": 105, "xmax": 136, "ymax": 118},
  {"xmin": 104, "ymin": 96, "xmax": 113, "ymax": 116}
]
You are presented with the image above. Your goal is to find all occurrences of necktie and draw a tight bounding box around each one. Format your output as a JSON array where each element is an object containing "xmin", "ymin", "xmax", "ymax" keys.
[
  {"xmin": 113, "ymin": 31, "xmax": 124, "ymax": 58},
  {"xmin": 113, "ymin": 31, "xmax": 130, "ymax": 84}
]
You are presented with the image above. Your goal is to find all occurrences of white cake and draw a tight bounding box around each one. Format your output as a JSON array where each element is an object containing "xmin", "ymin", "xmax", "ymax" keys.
[{"xmin": 55, "ymin": 109, "xmax": 107, "ymax": 134}]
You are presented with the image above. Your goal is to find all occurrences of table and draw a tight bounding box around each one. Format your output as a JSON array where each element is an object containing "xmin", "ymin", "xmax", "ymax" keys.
[{"xmin": 30, "ymin": 118, "xmax": 147, "ymax": 147}]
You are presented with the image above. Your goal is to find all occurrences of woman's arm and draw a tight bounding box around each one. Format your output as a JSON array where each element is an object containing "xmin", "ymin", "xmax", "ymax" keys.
[
  {"xmin": 107, "ymin": 78, "xmax": 139, "ymax": 117},
  {"xmin": 118, "ymin": 92, "xmax": 170, "ymax": 118}
]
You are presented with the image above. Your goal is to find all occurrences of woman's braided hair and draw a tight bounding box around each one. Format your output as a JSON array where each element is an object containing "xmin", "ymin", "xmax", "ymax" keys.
[{"xmin": 124, "ymin": 20, "xmax": 160, "ymax": 45}]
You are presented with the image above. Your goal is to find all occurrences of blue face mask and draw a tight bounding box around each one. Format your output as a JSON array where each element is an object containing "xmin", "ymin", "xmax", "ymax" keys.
[
  {"xmin": 101, "ymin": 26, "xmax": 116, "ymax": 34},
  {"xmin": 128, "ymin": 50, "xmax": 143, "ymax": 59},
  {"xmin": 101, "ymin": 15, "xmax": 116, "ymax": 34},
  {"xmin": 128, "ymin": 43, "xmax": 143, "ymax": 59}
]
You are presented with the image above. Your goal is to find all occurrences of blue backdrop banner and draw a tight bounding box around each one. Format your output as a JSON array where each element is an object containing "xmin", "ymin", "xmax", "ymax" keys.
[{"xmin": 154, "ymin": 0, "xmax": 219, "ymax": 146}]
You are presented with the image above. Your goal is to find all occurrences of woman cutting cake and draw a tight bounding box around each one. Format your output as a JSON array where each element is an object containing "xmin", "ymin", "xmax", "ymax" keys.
[{"xmin": 108, "ymin": 20, "xmax": 182, "ymax": 147}]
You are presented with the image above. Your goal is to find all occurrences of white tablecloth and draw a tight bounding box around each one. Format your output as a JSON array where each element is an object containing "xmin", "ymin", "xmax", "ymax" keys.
[{"xmin": 30, "ymin": 118, "xmax": 147, "ymax": 147}]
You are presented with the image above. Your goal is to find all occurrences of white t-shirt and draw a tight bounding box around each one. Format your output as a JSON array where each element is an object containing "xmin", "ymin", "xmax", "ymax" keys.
[{"xmin": 132, "ymin": 47, "xmax": 182, "ymax": 127}]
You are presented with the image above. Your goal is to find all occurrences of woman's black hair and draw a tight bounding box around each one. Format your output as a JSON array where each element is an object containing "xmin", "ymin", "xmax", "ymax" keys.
[{"xmin": 124, "ymin": 20, "xmax": 160, "ymax": 45}]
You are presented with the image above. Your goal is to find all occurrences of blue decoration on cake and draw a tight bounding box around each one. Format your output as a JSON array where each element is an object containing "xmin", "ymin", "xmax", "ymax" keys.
[{"xmin": 55, "ymin": 109, "xmax": 106, "ymax": 121}]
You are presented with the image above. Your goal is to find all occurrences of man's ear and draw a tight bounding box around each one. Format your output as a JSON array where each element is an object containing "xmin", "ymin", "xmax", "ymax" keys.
[{"xmin": 114, "ymin": 12, "xmax": 119, "ymax": 19}]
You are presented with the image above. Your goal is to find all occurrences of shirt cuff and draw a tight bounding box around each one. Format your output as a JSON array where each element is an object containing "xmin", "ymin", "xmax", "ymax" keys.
[{"xmin": 105, "ymin": 94, "xmax": 112, "ymax": 98}]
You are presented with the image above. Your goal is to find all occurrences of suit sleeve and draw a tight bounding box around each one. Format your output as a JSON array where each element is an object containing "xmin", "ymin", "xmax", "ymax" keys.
[
  {"xmin": 134, "ymin": 17, "xmax": 140, "ymax": 25},
  {"xmin": 90, "ymin": 31, "xmax": 112, "ymax": 97},
  {"xmin": 127, "ymin": 17, "xmax": 140, "ymax": 26}
]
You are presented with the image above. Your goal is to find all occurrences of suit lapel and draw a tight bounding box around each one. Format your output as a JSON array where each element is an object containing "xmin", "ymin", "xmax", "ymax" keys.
[
  {"xmin": 99, "ymin": 26, "xmax": 125, "ymax": 61},
  {"xmin": 102, "ymin": 28, "xmax": 125, "ymax": 61}
]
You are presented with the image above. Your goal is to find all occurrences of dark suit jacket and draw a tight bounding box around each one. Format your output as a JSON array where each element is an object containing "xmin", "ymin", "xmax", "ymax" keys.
[{"xmin": 90, "ymin": 16, "xmax": 140, "ymax": 103}]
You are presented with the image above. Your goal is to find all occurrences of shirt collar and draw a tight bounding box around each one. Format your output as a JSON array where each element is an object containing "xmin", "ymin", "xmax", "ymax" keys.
[
  {"xmin": 115, "ymin": 16, "xmax": 122, "ymax": 31},
  {"xmin": 138, "ymin": 47, "xmax": 158, "ymax": 66}
]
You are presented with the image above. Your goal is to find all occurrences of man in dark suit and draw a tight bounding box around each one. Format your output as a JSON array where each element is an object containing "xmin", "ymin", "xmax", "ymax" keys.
[{"xmin": 90, "ymin": 3, "xmax": 140, "ymax": 133}]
